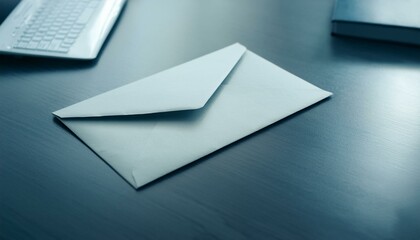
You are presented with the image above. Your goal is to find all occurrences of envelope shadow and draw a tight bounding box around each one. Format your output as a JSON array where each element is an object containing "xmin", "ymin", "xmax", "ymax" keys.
[{"xmin": 70, "ymin": 109, "xmax": 206, "ymax": 124}]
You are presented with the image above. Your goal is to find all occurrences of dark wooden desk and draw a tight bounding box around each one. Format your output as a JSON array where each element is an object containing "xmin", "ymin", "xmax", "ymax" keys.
[{"xmin": 1, "ymin": 0, "xmax": 420, "ymax": 239}]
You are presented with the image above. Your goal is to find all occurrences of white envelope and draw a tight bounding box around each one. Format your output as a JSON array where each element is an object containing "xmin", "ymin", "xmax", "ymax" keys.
[{"xmin": 53, "ymin": 43, "xmax": 332, "ymax": 189}]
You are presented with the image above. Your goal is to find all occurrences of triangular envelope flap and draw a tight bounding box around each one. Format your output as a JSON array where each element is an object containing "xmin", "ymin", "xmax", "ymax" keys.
[{"xmin": 53, "ymin": 43, "xmax": 246, "ymax": 118}]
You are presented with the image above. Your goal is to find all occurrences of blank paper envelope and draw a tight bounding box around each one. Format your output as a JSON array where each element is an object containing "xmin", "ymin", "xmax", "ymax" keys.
[{"xmin": 53, "ymin": 43, "xmax": 332, "ymax": 189}]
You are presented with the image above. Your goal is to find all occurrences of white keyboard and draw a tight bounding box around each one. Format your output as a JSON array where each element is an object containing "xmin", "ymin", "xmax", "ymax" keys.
[{"xmin": 12, "ymin": 0, "xmax": 101, "ymax": 53}]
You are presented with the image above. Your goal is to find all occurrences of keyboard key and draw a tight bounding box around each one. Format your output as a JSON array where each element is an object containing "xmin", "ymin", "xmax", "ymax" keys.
[
  {"xmin": 27, "ymin": 42, "xmax": 39, "ymax": 49},
  {"xmin": 55, "ymin": 34, "xmax": 66, "ymax": 40},
  {"xmin": 46, "ymin": 31, "xmax": 56, "ymax": 36},
  {"xmin": 58, "ymin": 47, "xmax": 70, "ymax": 53},
  {"xmin": 67, "ymin": 33, "xmax": 78, "ymax": 39},
  {"xmin": 15, "ymin": 42, "xmax": 28, "ymax": 49},
  {"xmin": 63, "ymin": 38, "xmax": 75, "ymax": 44},
  {"xmin": 43, "ymin": 35, "xmax": 54, "ymax": 41},
  {"xmin": 61, "ymin": 43, "xmax": 72, "ymax": 49},
  {"xmin": 58, "ymin": 30, "xmax": 68, "ymax": 35},
  {"xmin": 48, "ymin": 39, "xmax": 63, "ymax": 51},
  {"xmin": 37, "ymin": 41, "xmax": 50, "ymax": 50},
  {"xmin": 20, "ymin": 37, "xmax": 31, "ymax": 42},
  {"xmin": 39, "ymin": 27, "xmax": 48, "ymax": 32},
  {"xmin": 32, "ymin": 36, "xmax": 42, "ymax": 42}
]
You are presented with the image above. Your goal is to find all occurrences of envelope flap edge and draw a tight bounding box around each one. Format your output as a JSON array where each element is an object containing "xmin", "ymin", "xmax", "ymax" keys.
[{"xmin": 53, "ymin": 43, "xmax": 247, "ymax": 119}]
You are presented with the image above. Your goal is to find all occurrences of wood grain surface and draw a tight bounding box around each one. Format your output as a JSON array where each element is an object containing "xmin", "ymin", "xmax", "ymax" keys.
[{"xmin": 1, "ymin": 0, "xmax": 420, "ymax": 239}]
